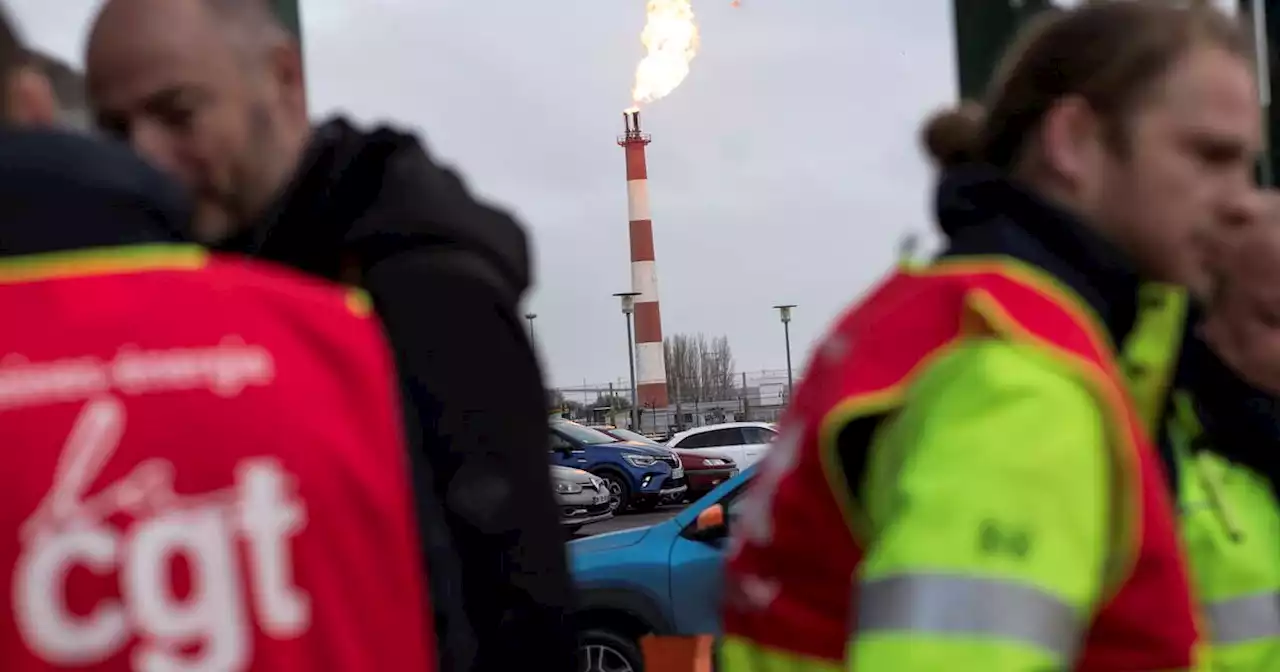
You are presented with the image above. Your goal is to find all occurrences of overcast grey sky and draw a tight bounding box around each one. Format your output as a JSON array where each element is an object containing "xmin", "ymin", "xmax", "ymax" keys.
[{"xmin": 9, "ymin": 0, "xmax": 960, "ymax": 388}]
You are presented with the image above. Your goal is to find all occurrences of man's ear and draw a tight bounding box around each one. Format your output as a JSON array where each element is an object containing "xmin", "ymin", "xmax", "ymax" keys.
[
  {"xmin": 1038, "ymin": 94, "xmax": 1105, "ymax": 188},
  {"xmin": 267, "ymin": 42, "xmax": 306, "ymax": 119},
  {"xmin": 7, "ymin": 65, "xmax": 58, "ymax": 128}
]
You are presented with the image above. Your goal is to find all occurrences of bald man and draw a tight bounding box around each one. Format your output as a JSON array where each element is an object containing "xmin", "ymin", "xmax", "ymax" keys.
[
  {"xmin": 0, "ymin": 4, "xmax": 438, "ymax": 670},
  {"xmin": 85, "ymin": 2, "xmax": 574, "ymax": 671},
  {"xmin": 1201, "ymin": 205, "xmax": 1280, "ymax": 393}
]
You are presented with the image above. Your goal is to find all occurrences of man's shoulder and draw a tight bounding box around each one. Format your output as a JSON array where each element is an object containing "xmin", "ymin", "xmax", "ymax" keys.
[
  {"xmin": 361, "ymin": 245, "xmax": 519, "ymax": 306},
  {"xmin": 310, "ymin": 117, "xmax": 532, "ymax": 300},
  {"xmin": 204, "ymin": 254, "xmax": 377, "ymax": 322},
  {"xmin": 0, "ymin": 131, "xmax": 189, "ymax": 250}
]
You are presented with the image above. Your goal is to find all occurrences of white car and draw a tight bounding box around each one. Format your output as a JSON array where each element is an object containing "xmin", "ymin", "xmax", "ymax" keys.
[
  {"xmin": 666, "ymin": 421, "xmax": 778, "ymax": 469},
  {"xmin": 551, "ymin": 465, "xmax": 613, "ymax": 534}
]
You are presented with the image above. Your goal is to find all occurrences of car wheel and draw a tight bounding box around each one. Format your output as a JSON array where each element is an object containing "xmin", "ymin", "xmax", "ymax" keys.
[
  {"xmin": 579, "ymin": 628, "xmax": 643, "ymax": 672},
  {"xmin": 594, "ymin": 472, "xmax": 631, "ymax": 513}
]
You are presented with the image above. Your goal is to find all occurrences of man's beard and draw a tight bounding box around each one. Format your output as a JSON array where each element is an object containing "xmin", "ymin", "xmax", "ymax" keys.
[
  {"xmin": 196, "ymin": 104, "xmax": 282, "ymax": 245},
  {"xmin": 191, "ymin": 199, "xmax": 239, "ymax": 244}
]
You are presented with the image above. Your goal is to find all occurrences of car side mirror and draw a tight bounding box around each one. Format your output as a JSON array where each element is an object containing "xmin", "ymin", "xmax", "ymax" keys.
[{"xmin": 689, "ymin": 503, "xmax": 728, "ymax": 542}]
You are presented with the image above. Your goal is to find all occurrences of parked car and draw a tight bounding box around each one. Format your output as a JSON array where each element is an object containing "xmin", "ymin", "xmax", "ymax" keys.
[
  {"xmin": 551, "ymin": 465, "xmax": 613, "ymax": 534},
  {"xmin": 550, "ymin": 420, "xmax": 687, "ymax": 513},
  {"xmin": 597, "ymin": 426, "xmax": 738, "ymax": 501},
  {"xmin": 590, "ymin": 425, "xmax": 666, "ymax": 444},
  {"xmin": 569, "ymin": 466, "xmax": 755, "ymax": 670},
  {"xmin": 589, "ymin": 425, "xmax": 647, "ymax": 442},
  {"xmin": 666, "ymin": 421, "xmax": 778, "ymax": 469},
  {"xmin": 671, "ymin": 449, "xmax": 738, "ymax": 501}
]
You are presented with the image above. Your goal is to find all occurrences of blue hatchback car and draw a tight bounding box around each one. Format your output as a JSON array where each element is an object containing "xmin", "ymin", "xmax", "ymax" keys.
[
  {"xmin": 550, "ymin": 420, "xmax": 687, "ymax": 513},
  {"xmin": 569, "ymin": 465, "xmax": 755, "ymax": 670}
]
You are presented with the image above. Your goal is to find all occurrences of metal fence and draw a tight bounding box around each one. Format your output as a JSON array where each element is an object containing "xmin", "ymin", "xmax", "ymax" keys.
[{"xmin": 550, "ymin": 369, "xmax": 793, "ymax": 439}]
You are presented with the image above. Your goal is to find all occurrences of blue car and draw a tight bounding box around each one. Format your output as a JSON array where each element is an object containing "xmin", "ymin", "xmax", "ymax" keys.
[
  {"xmin": 550, "ymin": 420, "xmax": 687, "ymax": 513},
  {"xmin": 569, "ymin": 465, "xmax": 755, "ymax": 670}
]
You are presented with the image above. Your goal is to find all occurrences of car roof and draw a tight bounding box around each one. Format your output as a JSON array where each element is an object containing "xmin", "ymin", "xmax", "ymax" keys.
[{"xmin": 669, "ymin": 421, "xmax": 776, "ymax": 441}]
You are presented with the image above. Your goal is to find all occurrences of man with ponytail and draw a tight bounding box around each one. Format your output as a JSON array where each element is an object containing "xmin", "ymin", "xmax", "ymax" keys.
[{"xmin": 721, "ymin": 2, "xmax": 1261, "ymax": 670}]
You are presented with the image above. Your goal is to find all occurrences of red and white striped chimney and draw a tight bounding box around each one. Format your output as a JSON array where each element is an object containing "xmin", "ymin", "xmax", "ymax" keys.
[{"xmin": 619, "ymin": 109, "xmax": 669, "ymax": 409}]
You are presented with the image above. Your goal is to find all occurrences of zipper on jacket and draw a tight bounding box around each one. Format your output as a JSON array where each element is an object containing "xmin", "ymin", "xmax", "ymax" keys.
[
  {"xmin": 1190, "ymin": 438, "xmax": 1244, "ymax": 544},
  {"xmin": 1173, "ymin": 392, "xmax": 1244, "ymax": 544}
]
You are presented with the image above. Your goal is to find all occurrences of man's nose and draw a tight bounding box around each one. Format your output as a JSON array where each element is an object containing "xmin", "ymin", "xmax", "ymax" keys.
[
  {"xmin": 1222, "ymin": 183, "xmax": 1265, "ymax": 231},
  {"xmin": 1205, "ymin": 187, "xmax": 1268, "ymax": 269}
]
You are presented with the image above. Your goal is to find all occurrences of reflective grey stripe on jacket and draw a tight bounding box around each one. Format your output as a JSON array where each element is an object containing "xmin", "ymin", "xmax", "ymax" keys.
[
  {"xmin": 855, "ymin": 573, "xmax": 1082, "ymax": 662},
  {"xmin": 1205, "ymin": 592, "xmax": 1280, "ymax": 645}
]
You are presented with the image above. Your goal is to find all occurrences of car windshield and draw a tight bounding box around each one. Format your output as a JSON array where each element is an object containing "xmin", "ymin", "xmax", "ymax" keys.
[
  {"xmin": 553, "ymin": 421, "xmax": 619, "ymax": 445},
  {"xmin": 608, "ymin": 428, "xmax": 658, "ymax": 445}
]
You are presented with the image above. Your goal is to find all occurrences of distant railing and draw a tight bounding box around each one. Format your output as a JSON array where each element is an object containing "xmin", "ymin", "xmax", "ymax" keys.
[{"xmin": 549, "ymin": 369, "xmax": 795, "ymax": 434}]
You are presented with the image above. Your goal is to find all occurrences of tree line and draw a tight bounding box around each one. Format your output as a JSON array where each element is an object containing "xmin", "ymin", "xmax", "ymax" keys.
[
  {"xmin": 548, "ymin": 332, "xmax": 738, "ymax": 416},
  {"xmin": 664, "ymin": 333, "xmax": 736, "ymax": 404}
]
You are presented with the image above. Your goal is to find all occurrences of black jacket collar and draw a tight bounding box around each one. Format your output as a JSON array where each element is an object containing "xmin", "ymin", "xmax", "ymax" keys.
[
  {"xmin": 221, "ymin": 117, "xmax": 532, "ymax": 297},
  {"xmin": 1180, "ymin": 335, "xmax": 1280, "ymax": 490},
  {"xmin": 937, "ymin": 164, "xmax": 1142, "ymax": 348}
]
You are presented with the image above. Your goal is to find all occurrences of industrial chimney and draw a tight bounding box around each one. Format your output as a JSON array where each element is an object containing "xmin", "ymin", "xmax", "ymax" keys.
[{"xmin": 618, "ymin": 109, "xmax": 669, "ymax": 409}]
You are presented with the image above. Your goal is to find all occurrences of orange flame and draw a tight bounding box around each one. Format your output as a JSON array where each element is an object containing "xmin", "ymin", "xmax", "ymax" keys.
[{"xmin": 630, "ymin": 0, "xmax": 700, "ymax": 107}]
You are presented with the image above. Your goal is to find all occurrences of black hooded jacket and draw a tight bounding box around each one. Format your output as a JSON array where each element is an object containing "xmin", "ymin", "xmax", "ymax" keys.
[{"xmin": 220, "ymin": 118, "xmax": 574, "ymax": 672}]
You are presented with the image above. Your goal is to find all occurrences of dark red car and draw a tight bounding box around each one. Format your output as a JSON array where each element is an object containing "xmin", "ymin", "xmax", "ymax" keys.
[{"xmin": 595, "ymin": 426, "xmax": 739, "ymax": 501}]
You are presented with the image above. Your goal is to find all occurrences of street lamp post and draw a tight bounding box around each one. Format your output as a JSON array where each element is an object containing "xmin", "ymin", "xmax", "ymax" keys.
[
  {"xmin": 774, "ymin": 304, "xmax": 797, "ymax": 399},
  {"xmin": 614, "ymin": 292, "xmax": 641, "ymax": 429},
  {"xmin": 524, "ymin": 312, "xmax": 537, "ymax": 346}
]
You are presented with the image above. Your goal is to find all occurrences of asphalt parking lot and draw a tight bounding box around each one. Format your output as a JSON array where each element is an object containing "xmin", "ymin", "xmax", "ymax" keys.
[{"xmin": 575, "ymin": 504, "xmax": 685, "ymax": 536}]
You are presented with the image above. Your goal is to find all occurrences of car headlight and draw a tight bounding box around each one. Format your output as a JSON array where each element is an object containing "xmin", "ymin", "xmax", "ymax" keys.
[
  {"xmin": 623, "ymin": 454, "xmax": 657, "ymax": 467},
  {"xmin": 703, "ymin": 458, "xmax": 727, "ymax": 467},
  {"xmin": 555, "ymin": 481, "xmax": 583, "ymax": 494}
]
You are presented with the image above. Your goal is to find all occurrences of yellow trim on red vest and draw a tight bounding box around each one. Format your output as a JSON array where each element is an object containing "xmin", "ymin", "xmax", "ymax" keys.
[
  {"xmin": 962, "ymin": 287, "xmax": 1140, "ymax": 599},
  {"xmin": 0, "ymin": 244, "xmax": 208, "ymax": 285},
  {"xmin": 345, "ymin": 287, "xmax": 374, "ymax": 318},
  {"xmin": 924, "ymin": 256, "xmax": 1119, "ymax": 354},
  {"xmin": 814, "ymin": 256, "xmax": 1140, "ymax": 597},
  {"xmin": 816, "ymin": 343, "xmax": 965, "ymax": 544}
]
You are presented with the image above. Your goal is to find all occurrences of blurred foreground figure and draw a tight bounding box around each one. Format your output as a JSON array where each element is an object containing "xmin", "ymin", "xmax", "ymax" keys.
[
  {"xmin": 721, "ymin": 3, "xmax": 1261, "ymax": 671},
  {"xmin": 0, "ymin": 6, "xmax": 435, "ymax": 671},
  {"xmin": 84, "ymin": 1, "xmax": 574, "ymax": 670},
  {"xmin": 1150, "ymin": 200, "xmax": 1280, "ymax": 669}
]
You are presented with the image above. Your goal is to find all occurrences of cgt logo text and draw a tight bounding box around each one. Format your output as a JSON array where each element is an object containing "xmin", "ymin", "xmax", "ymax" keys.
[{"xmin": 12, "ymin": 396, "xmax": 311, "ymax": 670}]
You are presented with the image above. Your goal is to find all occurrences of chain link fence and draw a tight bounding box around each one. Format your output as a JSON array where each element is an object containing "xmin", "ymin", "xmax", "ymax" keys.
[{"xmin": 550, "ymin": 369, "xmax": 793, "ymax": 439}]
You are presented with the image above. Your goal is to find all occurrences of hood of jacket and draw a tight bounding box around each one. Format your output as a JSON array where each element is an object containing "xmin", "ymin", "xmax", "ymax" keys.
[
  {"xmin": 236, "ymin": 117, "xmax": 531, "ymax": 296},
  {"xmin": 0, "ymin": 129, "xmax": 188, "ymax": 257}
]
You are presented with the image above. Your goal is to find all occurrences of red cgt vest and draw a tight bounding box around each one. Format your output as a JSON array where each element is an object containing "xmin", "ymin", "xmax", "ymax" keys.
[
  {"xmin": 0, "ymin": 245, "xmax": 435, "ymax": 671},
  {"xmin": 722, "ymin": 260, "xmax": 1197, "ymax": 671}
]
